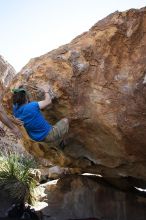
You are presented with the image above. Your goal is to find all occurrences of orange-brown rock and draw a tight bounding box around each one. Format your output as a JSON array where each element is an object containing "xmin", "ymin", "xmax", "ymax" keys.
[{"xmin": 3, "ymin": 8, "xmax": 146, "ymax": 180}]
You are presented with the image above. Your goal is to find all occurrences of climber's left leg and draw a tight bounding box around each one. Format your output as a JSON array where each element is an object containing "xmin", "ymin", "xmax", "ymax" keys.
[{"xmin": 44, "ymin": 118, "xmax": 69, "ymax": 148}]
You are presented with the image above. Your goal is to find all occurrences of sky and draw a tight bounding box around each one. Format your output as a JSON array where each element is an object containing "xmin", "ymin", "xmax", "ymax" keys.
[{"xmin": 0, "ymin": 0, "xmax": 146, "ymax": 72}]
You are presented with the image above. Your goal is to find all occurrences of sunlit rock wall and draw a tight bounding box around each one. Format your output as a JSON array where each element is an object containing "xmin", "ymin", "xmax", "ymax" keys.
[{"xmin": 0, "ymin": 55, "xmax": 16, "ymax": 87}]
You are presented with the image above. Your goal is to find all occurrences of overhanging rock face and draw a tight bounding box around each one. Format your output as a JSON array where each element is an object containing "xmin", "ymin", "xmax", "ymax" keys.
[{"xmin": 4, "ymin": 8, "xmax": 146, "ymax": 180}]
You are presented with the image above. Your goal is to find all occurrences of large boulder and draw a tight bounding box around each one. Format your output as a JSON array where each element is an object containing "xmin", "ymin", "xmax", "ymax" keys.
[{"xmin": 3, "ymin": 8, "xmax": 146, "ymax": 180}]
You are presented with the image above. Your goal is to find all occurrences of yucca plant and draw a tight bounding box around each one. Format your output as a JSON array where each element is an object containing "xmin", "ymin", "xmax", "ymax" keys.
[{"xmin": 0, "ymin": 153, "xmax": 37, "ymax": 204}]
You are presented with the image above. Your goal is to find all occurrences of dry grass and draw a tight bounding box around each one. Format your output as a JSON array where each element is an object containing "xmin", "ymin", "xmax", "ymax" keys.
[{"xmin": 0, "ymin": 153, "xmax": 37, "ymax": 204}]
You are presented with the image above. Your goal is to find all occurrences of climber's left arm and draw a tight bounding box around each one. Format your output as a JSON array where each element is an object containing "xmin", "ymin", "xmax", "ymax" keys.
[{"xmin": 0, "ymin": 104, "xmax": 22, "ymax": 138}]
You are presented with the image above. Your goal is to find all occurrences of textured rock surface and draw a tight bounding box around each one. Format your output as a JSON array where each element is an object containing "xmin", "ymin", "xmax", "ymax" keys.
[
  {"xmin": 39, "ymin": 165, "xmax": 81, "ymax": 180},
  {"xmin": 0, "ymin": 56, "xmax": 25, "ymax": 154},
  {"xmin": 0, "ymin": 55, "xmax": 16, "ymax": 87},
  {"xmin": 3, "ymin": 8, "xmax": 146, "ymax": 181},
  {"xmin": 40, "ymin": 175, "xmax": 146, "ymax": 220}
]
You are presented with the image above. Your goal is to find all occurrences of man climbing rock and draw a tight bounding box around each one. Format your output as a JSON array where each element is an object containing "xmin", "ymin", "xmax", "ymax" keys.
[{"xmin": 12, "ymin": 85, "xmax": 69, "ymax": 149}]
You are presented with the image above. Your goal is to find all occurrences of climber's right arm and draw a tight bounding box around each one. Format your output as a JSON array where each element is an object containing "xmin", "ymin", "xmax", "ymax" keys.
[
  {"xmin": 38, "ymin": 92, "xmax": 52, "ymax": 109},
  {"xmin": 38, "ymin": 85, "xmax": 52, "ymax": 109}
]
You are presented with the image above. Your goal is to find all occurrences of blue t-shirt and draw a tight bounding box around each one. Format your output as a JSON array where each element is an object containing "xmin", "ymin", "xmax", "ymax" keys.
[{"xmin": 13, "ymin": 101, "xmax": 52, "ymax": 141}]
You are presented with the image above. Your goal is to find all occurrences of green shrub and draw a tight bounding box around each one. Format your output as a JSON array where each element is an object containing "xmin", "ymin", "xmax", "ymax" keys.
[{"xmin": 0, "ymin": 153, "xmax": 37, "ymax": 204}]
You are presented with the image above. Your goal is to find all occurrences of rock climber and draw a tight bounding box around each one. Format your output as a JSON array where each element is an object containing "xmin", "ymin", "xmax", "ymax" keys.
[{"xmin": 12, "ymin": 85, "xmax": 69, "ymax": 149}]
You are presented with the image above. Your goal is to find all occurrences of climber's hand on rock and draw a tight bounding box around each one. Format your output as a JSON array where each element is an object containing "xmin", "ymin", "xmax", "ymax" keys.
[
  {"xmin": 15, "ymin": 118, "xmax": 24, "ymax": 126},
  {"xmin": 11, "ymin": 116, "xmax": 24, "ymax": 126},
  {"xmin": 11, "ymin": 126, "xmax": 22, "ymax": 139}
]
